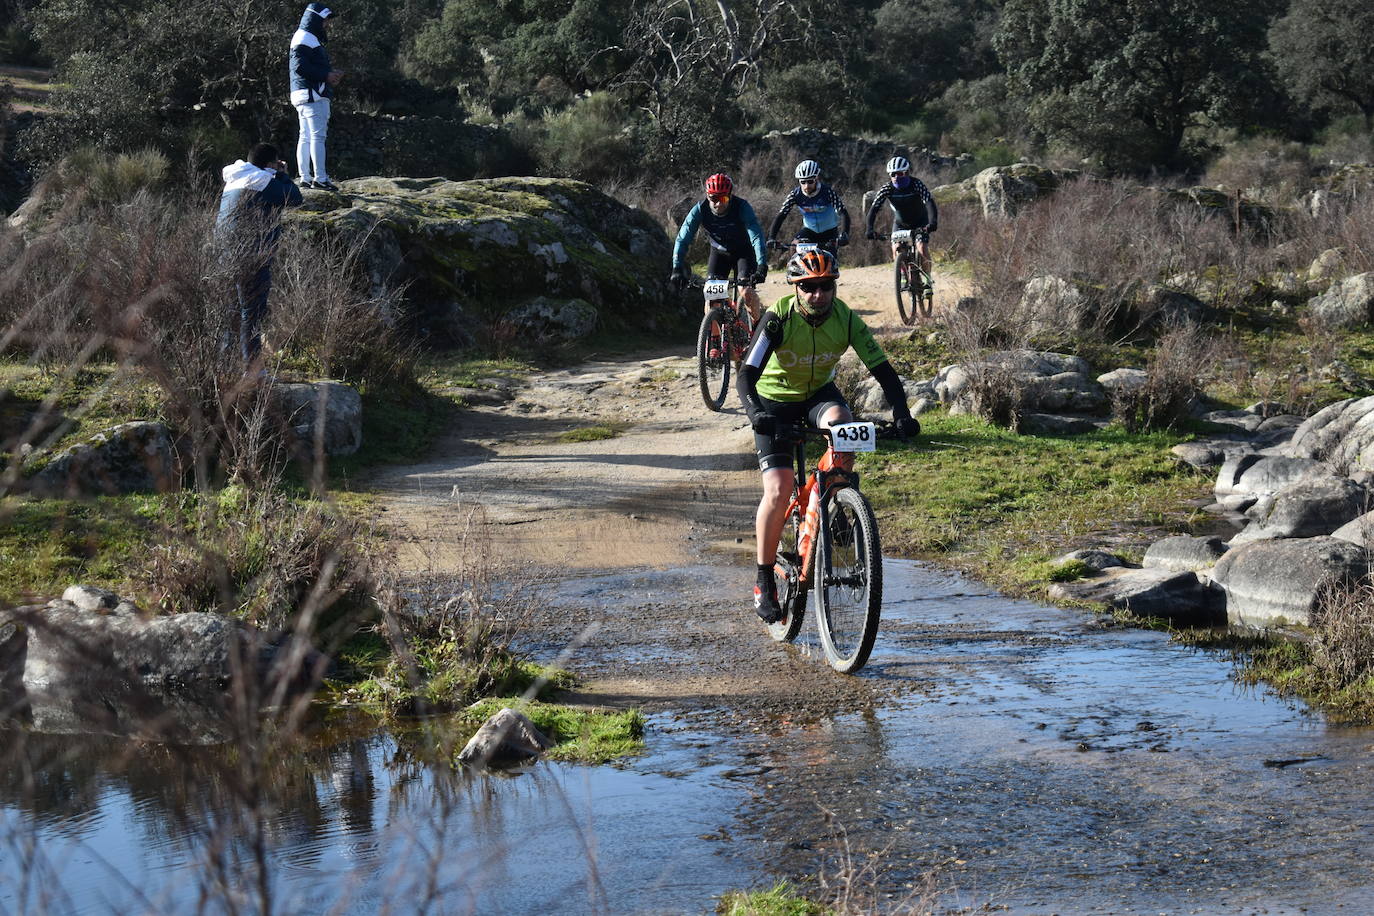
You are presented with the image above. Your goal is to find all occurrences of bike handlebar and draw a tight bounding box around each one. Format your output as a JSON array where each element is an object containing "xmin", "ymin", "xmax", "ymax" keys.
[
  {"xmin": 687, "ymin": 275, "xmax": 755, "ymax": 289},
  {"xmin": 774, "ymin": 419, "xmax": 901, "ymax": 444}
]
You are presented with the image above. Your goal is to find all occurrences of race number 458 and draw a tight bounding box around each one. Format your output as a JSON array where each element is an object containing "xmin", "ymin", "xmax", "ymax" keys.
[{"xmin": 831, "ymin": 422, "xmax": 876, "ymax": 452}]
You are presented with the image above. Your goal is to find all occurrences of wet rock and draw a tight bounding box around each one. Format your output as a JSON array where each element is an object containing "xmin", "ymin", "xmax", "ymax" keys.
[
  {"xmin": 458, "ymin": 707, "xmax": 556, "ymax": 767},
  {"xmin": 273, "ymin": 380, "xmax": 363, "ymax": 458},
  {"xmin": 1213, "ymin": 537, "xmax": 1370, "ymax": 628},
  {"xmin": 1048, "ymin": 567, "xmax": 1220, "ymax": 622},
  {"xmin": 22, "ymin": 603, "xmax": 243, "ymax": 692},
  {"xmin": 27, "ymin": 421, "xmax": 179, "ymax": 497},
  {"xmin": 1143, "ymin": 536, "xmax": 1228, "ymax": 574},
  {"xmin": 1308, "ymin": 273, "xmax": 1374, "ymax": 329},
  {"xmin": 1230, "ymin": 476, "xmax": 1369, "ymax": 544},
  {"xmin": 1172, "ymin": 437, "xmax": 1260, "ymax": 471}
]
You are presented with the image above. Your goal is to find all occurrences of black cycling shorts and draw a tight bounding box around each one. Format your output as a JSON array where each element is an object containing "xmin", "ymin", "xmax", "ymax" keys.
[
  {"xmin": 707, "ymin": 248, "xmax": 757, "ymax": 280},
  {"xmin": 755, "ymin": 382, "xmax": 850, "ymax": 472}
]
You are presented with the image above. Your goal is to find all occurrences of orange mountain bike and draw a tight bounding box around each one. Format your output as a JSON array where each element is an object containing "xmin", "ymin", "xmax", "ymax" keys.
[
  {"xmin": 694, "ymin": 273, "xmax": 756, "ymax": 411},
  {"xmin": 768, "ymin": 419, "xmax": 891, "ymax": 673}
]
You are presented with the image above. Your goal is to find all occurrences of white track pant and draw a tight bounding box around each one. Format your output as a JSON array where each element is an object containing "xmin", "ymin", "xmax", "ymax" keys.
[{"xmin": 294, "ymin": 98, "xmax": 330, "ymax": 183}]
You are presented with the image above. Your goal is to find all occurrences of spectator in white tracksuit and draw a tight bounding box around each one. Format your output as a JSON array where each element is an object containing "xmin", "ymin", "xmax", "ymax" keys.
[{"xmin": 289, "ymin": 3, "xmax": 342, "ymax": 191}]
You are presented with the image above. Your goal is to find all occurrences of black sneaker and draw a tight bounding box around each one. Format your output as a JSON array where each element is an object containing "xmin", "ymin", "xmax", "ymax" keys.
[
  {"xmin": 300, "ymin": 180, "xmax": 317, "ymax": 190},
  {"xmin": 314, "ymin": 179, "xmax": 340, "ymax": 192},
  {"xmin": 753, "ymin": 584, "xmax": 784, "ymax": 624}
]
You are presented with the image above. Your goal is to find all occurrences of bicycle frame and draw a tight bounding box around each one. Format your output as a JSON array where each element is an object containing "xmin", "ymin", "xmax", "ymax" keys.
[{"xmin": 782, "ymin": 430, "xmax": 859, "ymax": 588}]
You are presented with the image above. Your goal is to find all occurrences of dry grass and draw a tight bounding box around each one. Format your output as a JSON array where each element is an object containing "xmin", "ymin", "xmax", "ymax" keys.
[
  {"xmin": 1312, "ymin": 580, "xmax": 1374, "ymax": 688},
  {"xmin": 1111, "ymin": 323, "xmax": 1231, "ymax": 432}
]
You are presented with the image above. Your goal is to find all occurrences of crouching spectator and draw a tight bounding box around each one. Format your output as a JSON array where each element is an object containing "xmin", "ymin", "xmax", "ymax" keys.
[{"xmin": 216, "ymin": 143, "xmax": 303, "ymax": 369}]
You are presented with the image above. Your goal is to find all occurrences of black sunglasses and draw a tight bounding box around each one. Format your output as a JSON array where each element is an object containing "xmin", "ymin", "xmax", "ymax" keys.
[{"xmin": 797, "ymin": 280, "xmax": 835, "ymax": 294}]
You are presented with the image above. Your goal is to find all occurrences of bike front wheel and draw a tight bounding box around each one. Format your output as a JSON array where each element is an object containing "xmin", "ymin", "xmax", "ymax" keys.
[
  {"xmin": 894, "ymin": 257, "xmax": 917, "ymax": 326},
  {"xmin": 768, "ymin": 506, "xmax": 807, "ymax": 642},
  {"xmin": 697, "ymin": 306, "xmax": 730, "ymax": 411},
  {"xmin": 815, "ymin": 487, "xmax": 882, "ymax": 673},
  {"xmin": 918, "ymin": 267, "xmax": 934, "ymax": 319}
]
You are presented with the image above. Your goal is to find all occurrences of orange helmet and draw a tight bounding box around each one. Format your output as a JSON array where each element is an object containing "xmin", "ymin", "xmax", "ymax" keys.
[
  {"xmin": 704, "ymin": 173, "xmax": 733, "ymax": 197},
  {"xmin": 785, "ymin": 248, "xmax": 840, "ymax": 284}
]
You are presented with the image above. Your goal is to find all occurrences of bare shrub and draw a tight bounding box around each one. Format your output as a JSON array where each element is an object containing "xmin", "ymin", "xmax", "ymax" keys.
[
  {"xmin": 1204, "ymin": 137, "xmax": 1314, "ymax": 206},
  {"xmin": 1311, "ymin": 580, "xmax": 1374, "ymax": 687},
  {"xmin": 137, "ymin": 488, "xmax": 382, "ymax": 633},
  {"xmin": 270, "ymin": 224, "xmax": 415, "ymax": 388},
  {"xmin": 1111, "ymin": 323, "xmax": 1229, "ymax": 432},
  {"xmin": 371, "ymin": 507, "xmax": 549, "ymax": 715}
]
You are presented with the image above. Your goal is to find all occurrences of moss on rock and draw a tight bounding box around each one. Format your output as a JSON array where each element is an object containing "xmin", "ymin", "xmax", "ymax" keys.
[{"xmin": 291, "ymin": 176, "xmax": 679, "ymax": 347}]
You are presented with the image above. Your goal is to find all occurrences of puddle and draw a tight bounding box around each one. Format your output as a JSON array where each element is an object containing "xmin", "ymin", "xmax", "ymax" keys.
[{"xmin": 5, "ymin": 558, "xmax": 1374, "ymax": 914}]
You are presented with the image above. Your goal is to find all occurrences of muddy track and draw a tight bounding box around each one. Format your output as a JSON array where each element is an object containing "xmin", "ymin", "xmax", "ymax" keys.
[{"xmin": 369, "ymin": 264, "xmax": 969, "ymax": 720}]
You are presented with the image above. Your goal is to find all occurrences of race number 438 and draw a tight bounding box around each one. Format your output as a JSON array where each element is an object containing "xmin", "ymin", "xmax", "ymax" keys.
[{"xmin": 831, "ymin": 422, "xmax": 876, "ymax": 452}]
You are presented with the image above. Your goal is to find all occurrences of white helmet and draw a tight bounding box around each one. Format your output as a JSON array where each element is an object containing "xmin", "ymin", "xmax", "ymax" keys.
[
  {"xmin": 795, "ymin": 159, "xmax": 821, "ymax": 180},
  {"xmin": 886, "ymin": 156, "xmax": 911, "ymax": 175}
]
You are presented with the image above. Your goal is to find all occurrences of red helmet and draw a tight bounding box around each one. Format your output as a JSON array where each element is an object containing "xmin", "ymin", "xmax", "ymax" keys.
[{"xmin": 704, "ymin": 173, "xmax": 733, "ymax": 197}]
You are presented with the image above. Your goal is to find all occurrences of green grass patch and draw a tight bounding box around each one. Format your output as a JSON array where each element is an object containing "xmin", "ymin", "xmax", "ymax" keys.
[
  {"xmin": 0, "ymin": 493, "xmax": 167, "ymax": 603},
  {"xmin": 460, "ymin": 698, "xmax": 646, "ymax": 764},
  {"xmin": 858, "ymin": 413, "xmax": 1209, "ymax": 594},
  {"xmin": 717, "ymin": 882, "xmax": 827, "ymax": 916},
  {"xmin": 557, "ymin": 424, "xmax": 623, "ymax": 443}
]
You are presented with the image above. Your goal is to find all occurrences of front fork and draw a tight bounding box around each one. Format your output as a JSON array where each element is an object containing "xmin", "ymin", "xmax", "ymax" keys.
[{"xmin": 780, "ymin": 463, "xmax": 860, "ymax": 591}]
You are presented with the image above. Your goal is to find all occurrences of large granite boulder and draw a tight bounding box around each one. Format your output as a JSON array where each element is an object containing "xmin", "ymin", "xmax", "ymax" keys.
[
  {"xmin": 1308, "ymin": 273, "xmax": 1374, "ymax": 329},
  {"xmin": 1213, "ymin": 454, "xmax": 1329, "ymax": 512},
  {"xmin": 1143, "ymin": 536, "xmax": 1228, "ymax": 574},
  {"xmin": 27, "ymin": 421, "xmax": 179, "ymax": 497},
  {"xmin": 967, "ymin": 163, "xmax": 1079, "ymax": 219},
  {"xmin": 934, "ymin": 350, "xmax": 1107, "ymax": 416},
  {"xmin": 290, "ymin": 176, "xmax": 676, "ymax": 345},
  {"xmin": 1019, "ymin": 275, "xmax": 1092, "ymax": 334},
  {"xmin": 1286, "ymin": 396, "xmax": 1374, "ymax": 475},
  {"xmin": 1230, "ymin": 475, "xmax": 1369, "ymax": 544},
  {"xmin": 1212, "ymin": 537, "xmax": 1370, "ymax": 628}
]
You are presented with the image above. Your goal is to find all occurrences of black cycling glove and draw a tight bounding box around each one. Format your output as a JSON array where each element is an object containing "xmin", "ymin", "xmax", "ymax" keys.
[
  {"xmin": 865, "ymin": 229, "xmax": 879, "ymax": 241},
  {"xmin": 751, "ymin": 414, "xmax": 777, "ymax": 437},
  {"xmin": 837, "ymin": 232, "xmax": 850, "ymax": 247}
]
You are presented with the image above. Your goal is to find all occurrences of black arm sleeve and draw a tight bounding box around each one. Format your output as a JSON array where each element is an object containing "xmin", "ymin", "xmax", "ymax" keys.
[
  {"xmin": 768, "ymin": 191, "xmax": 795, "ymax": 241},
  {"xmin": 737, "ymin": 311, "xmax": 781, "ymax": 420},
  {"xmin": 870, "ymin": 360, "xmax": 912, "ymax": 421},
  {"xmin": 866, "ymin": 186, "xmax": 889, "ymax": 233}
]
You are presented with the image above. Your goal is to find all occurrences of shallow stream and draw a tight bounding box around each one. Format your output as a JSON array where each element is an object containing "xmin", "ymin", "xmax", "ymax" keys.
[{"xmin": 3, "ymin": 560, "xmax": 1373, "ymax": 914}]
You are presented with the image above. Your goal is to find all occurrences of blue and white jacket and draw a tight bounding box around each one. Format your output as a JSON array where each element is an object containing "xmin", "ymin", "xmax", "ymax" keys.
[
  {"xmin": 768, "ymin": 183, "xmax": 850, "ymax": 239},
  {"xmin": 289, "ymin": 3, "xmax": 334, "ymax": 105},
  {"xmin": 217, "ymin": 161, "xmax": 304, "ymax": 254}
]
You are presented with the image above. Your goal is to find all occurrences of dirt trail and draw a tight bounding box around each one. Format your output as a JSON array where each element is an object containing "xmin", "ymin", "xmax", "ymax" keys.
[{"xmin": 369, "ymin": 263, "xmax": 969, "ymax": 715}]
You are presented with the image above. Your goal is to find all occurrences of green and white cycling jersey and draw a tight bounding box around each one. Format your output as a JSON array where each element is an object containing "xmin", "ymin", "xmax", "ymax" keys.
[{"xmin": 743, "ymin": 294, "xmax": 889, "ymax": 402}]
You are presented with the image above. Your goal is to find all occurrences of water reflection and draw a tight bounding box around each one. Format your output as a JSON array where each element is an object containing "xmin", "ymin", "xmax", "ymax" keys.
[{"xmin": 0, "ymin": 713, "xmax": 750, "ymax": 915}]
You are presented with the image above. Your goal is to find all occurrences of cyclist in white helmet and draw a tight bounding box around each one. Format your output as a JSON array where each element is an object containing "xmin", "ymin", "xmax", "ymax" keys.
[
  {"xmin": 865, "ymin": 155, "xmax": 938, "ymax": 280},
  {"xmin": 767, "ymin": 159, "xmax": 850, "ymax": 259}
]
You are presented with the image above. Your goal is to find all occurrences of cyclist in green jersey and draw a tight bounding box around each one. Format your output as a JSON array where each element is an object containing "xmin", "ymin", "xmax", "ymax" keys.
[{"xmin": 736, "ymin": 249, "xmax": 920, "ymax": 623}]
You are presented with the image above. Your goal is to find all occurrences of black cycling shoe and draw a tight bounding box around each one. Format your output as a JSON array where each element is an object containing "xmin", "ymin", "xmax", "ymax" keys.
[{"xmin": 753, "ymin": 584, "xmax": 785, "ymax": 624}]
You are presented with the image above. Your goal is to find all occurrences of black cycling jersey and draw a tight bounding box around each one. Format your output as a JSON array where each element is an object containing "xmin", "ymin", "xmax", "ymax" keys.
[{"xmin": 866, "ymin": 178, "xmax": 938, "ymax": 234}]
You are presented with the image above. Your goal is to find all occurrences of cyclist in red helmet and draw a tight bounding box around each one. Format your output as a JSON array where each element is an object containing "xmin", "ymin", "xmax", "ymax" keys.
[
  {"xmin": 671, "ymin": 173, "xmax": 768, "ymax": 321},
  {"xmin": 737, "ymin": 248, "xmax": 920, "ymax": 623}
]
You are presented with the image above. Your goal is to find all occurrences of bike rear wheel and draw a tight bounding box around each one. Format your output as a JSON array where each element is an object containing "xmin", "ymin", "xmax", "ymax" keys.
[
  {"xmin": 768, "ymin": 506, "xmax": 807, "ymax": 642},
  {"xmin": 697, "ymin": 306, "xmax": 730, "ymax": 411},
  {"xmin": 894, "ymin": 256, "xmax": 917, "ymax": 326},
  {"xmin": 815, "ymin": 486, "xmax": 882, "ymax": 673}
]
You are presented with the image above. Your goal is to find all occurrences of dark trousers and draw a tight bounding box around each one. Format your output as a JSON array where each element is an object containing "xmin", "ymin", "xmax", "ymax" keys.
[{"xmin": 236, "ymin": 263, "xmax": 273, "ymax": 363}]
